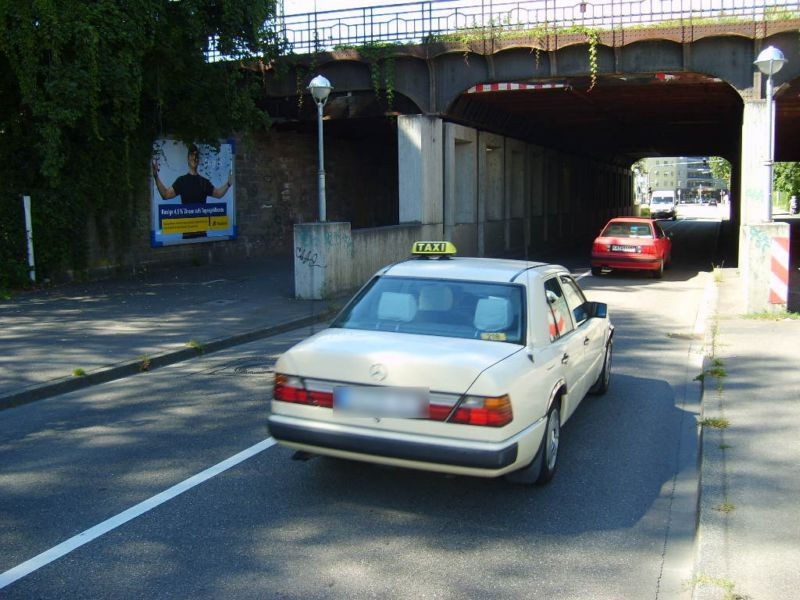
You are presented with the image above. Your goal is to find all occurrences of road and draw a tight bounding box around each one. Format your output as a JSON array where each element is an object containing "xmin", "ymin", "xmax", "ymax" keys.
[{"xmin": 0, "ymin": 215, "xmax": 722, "ymax": 599}]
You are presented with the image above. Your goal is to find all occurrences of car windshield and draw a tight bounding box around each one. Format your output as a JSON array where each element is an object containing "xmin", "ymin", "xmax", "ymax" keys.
[
  {"xmin": 601, "ymin": 222, "xmax": 653, "ymax": 238},
  {"xmin": 331, "ymin": 276, "xmax": 525, "ymax": 344},
  {"xmin": 652, "ymin": 197, "xmax": 672, "ymax": 204}
]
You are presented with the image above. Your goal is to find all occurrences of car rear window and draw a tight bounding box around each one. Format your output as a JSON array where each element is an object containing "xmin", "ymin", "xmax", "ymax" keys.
[
  {"xmin": 332, "ymin": 276, "xmax": 525, "ymax": 344},
  {"xmin": 601, "ymin": 222, "xmax": 653, "ymax": 238}
]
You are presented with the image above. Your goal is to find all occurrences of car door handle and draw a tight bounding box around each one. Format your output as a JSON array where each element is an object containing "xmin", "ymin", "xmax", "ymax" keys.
[
  {"xmin": 583, "ymin": 336, "xmax": 591, "ymax": 346},
  {"xmin": 561, "ymin": 353, "xmax": 569, "ymax": 364}
]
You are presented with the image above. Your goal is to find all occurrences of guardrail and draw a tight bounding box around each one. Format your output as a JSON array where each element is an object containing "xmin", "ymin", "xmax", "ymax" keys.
[{"xmin": 276, "ymin": 0, "xmax": 797, "ymax": 54}]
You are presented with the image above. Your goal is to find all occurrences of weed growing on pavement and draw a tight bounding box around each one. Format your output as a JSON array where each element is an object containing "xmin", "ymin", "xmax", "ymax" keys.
[
  {"xmin": 714, "ymin": 501, "xmax": 736, "ymax": 513},
  {"xmin": 691, "ymin": 574, "xmax": 749, "ymax": 600},
  {"xmin": 745, "ymin": 310, "xmax": 800, "ymax": 320},
  {"xmin": 138, "ymin": 355, "xmax": 151, "ymax": 372},
  {"xmin": 72, "ymin": 368, "xmax": 86, "ymax": 377},
  {"xmin": 700, "ymin": 417, "xmax": 730, "ymax": 429},
  {"xmin": 719, "ymin": 443, "xmax": 732, "ymax": 449},
  {"xmin": 712, "ymin": 264, "xmax": 724, "ymax": 283},
  {"xmin": 186, "ymin": 339, "xmax": 205, "ymax": 354}
]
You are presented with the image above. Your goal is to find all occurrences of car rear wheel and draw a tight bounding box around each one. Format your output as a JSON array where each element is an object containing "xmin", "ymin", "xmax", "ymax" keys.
[
  {"xmin": 504, "ymin": 403, "xmax": 561, "ymax": 485},
  {"xmin": 591, "ymin": 266, "xmax": 602, "ymax": 276},
  {"xmin": 590, "ymin": 341, "xmax": 612, "ymax": 395},
  {"xmin": 652, "ymin": 260, "xmax": 664, "ymax": 279}
]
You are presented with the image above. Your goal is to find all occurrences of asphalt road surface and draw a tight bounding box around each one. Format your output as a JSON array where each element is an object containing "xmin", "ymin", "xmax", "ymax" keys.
[{"xmin": 0, "ymin": 215, "xmax": 723, "ymax": 599}]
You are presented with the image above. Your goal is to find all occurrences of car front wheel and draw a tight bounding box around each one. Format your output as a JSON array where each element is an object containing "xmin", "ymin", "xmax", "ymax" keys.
[{"xmin": 590, "ymin": 341, "xmax": 612, "ymax": 395}]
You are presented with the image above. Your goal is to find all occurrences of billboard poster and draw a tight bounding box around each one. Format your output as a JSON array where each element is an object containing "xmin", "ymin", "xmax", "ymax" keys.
[{"xmin": 150, "ymin": 139, "xmax": 236, "ymax": 246}]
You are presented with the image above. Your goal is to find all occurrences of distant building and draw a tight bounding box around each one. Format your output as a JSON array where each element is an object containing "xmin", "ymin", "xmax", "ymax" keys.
[{"xmin": 641, "ymin": 156, "xmax": 726, "ymax": 203}]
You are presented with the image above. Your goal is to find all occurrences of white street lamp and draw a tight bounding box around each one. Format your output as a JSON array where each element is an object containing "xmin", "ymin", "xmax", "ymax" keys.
[
  {"xmin": 308, "ymin": 75, "xmax": 333, "ymax": 222},
  {"xmin": 754, "ymin": 45, "xmax": 787, "ymax": 222}
]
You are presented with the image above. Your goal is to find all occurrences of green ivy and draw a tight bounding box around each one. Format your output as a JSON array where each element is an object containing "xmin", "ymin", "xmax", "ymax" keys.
[
  {"xmin": 0, "ymin": 0, "xmax": 282, "ymax": 288},
  {"xmin": 333, "ymin": 41, "xmax": 402, "ymax": 109}
]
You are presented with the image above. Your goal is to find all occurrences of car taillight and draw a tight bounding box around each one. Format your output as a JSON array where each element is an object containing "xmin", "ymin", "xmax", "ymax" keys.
[
  {"xmin": 273, "ymin": 373, "xmax": 333, "ymax": 407},
  {"xmin": 429, "ymin": 395, "xmax": 513, "ymax": 427},
  {"xmin": 592, "ymin": 242, "xmax": 607, "ymax": 253},
  {"xmin": 640, "ymin": 245, "xmax": 656, "ymax": 255}
]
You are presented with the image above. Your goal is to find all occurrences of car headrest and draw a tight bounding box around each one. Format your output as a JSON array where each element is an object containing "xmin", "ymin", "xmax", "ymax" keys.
[
  {"xmin": 418, "ymin": 285, "xmax": 454, "ymax": 312},
  {"xmin": 474, "ymin": 297, "xmax": 512, "ymax": 332},
  {"xmin": 378, "ymin": 292, "xmax": 417, "ymax": 322}
]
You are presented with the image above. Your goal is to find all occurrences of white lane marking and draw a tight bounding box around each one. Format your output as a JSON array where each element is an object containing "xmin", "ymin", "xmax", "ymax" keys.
[{"xmin": 0, "ymin": 438, "xmax": 276, "ymax": 589}]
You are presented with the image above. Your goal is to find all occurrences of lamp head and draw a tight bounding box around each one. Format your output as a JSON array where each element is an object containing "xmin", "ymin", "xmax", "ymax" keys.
[
  {"xmin": 308, "ymin": 75, "xmax": 333, "ymax": 104},
  {"xmin": 754, "ymin": 46, "xmax": 787, "ymax": 76}
]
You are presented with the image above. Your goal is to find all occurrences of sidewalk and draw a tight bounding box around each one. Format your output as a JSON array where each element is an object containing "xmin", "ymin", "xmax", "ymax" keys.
[
  {"xmin": 0, "ymin": 256, "xmax": 339, "ymax": 410},
  {"xmin": 693, "ymin": 268, "xmax": 800, "ymax": 600}
]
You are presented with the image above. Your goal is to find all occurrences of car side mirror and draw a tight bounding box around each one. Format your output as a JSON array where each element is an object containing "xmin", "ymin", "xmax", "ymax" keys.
[{"xmin": 587, "ymin": 301, "xmax": 608, "ymax": 319}]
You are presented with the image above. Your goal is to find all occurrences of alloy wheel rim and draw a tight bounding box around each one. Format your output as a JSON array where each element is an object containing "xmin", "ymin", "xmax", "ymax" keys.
[{"xmin": 546, "ymin": 411, "xmax": 560, "ymax": 470}]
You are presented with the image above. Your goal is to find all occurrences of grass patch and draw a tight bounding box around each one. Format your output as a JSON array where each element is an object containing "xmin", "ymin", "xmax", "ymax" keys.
[
  {"xmin": 186, "ymin": 339, "xmax": 205, "ymax": 354},
  {"xmin": 745, "ymin": 310, "xmax": 800, "ymax": 320},
  {"xmin": 700, "ymin": 417, "xmax": 730, "ymax": 429},
  {"xmin": 72, "ymin": 368, "xmax": 87, "ymax": 377},
  {"xmin": 707, "ymin": 365, "xmax": 727, "ymax": 378},
  {"xmin": 714, "ymin": 501, "xmax": 736, "ymax": 513},
  {"xmin": 719, "ymin": 443, "xmax": 732, "ymax": 449},
  {"xmin": 138, "ymin": 355, "xmax": 152, "ymax": 372},
  {"xmin": 691, "ymin": 574, "xmax": 749, "ymax": 600}
]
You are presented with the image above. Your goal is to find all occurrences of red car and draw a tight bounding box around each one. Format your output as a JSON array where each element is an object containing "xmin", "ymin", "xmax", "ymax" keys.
[{"xmin": 591, "ymin": 217, "xmax": 672, "ymax": 278}]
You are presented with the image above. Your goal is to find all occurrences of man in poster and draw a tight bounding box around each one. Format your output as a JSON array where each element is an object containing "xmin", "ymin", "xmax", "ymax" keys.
[{"xmin": 152, "ymin": 143, "xmax": 232, "ymax": 204}]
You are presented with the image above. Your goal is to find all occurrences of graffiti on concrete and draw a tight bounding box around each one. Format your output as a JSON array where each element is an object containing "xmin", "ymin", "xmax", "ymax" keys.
[{"xmin": 296, "ymin": 246, "xmax": 327, "ymax": 268}]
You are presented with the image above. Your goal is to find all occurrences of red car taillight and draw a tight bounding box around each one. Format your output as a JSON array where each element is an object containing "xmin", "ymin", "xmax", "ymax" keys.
[
  {"xmin": 592, "ymin": 242, "xmax": 608, "ymax": 253},
  {"xmin": 429, "ymin": 395, "xmax": 513, "ymax": 427},
  {"xmin": 640, "ymin": 244, "xmax": 656, "ymax": 255},
  {"xmin": 273, "ymin": 374, "xmax": 333, "ymax": 407}
]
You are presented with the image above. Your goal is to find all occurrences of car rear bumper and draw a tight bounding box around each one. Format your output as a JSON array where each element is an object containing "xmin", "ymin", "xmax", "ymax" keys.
[
  {"xmin": 268, "ymin": 414, "xmax": 521, "ymax": 472},
  {"xmin": 591, "ymin": 255, "xmax": 662, "ymax": 270}
]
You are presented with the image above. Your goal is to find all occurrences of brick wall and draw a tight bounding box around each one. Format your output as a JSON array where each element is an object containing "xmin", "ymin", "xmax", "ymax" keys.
[{"xmin": 83, "ymin": 124, "xmax": 398, "ymax": 278}]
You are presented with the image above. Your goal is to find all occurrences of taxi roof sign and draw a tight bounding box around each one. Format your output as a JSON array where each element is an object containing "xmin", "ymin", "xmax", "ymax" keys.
[{"xmin": 411, "ymin": 241, "xmax": 457, "ymax": 257}]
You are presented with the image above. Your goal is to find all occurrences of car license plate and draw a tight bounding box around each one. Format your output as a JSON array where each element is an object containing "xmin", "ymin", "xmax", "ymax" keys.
[
  {"xmin": 333, "ymin": 386, "xmax": 429, "ymax": 418},
  {"xmin": 610, "ymin": 244, "xmax": 638, "ymax": 253}
]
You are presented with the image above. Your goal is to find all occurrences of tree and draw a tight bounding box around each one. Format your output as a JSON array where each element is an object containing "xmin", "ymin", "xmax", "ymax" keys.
[
  {"xmin": 0, "ymin": 0, "xmax": 282, "ymax": 288},
  {"xmin": 774, "ymin": 162, "xmax": 800, "ymax": 198},
  {"xmin": 708, "ymin": 156, "xmax": 731, "ymax": 189}
]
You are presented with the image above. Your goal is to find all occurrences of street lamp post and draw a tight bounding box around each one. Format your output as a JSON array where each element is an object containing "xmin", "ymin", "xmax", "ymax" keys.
[
  {"xmin": 754, "ymin": 46, "xmax": 787, "ymax": 222},
  {"xmin": 308, "ymin": 75, "xmax": 333, "ymax": 222}
]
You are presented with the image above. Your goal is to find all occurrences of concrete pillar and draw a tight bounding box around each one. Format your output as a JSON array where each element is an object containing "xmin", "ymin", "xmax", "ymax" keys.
[
  {"xmin": 740, "ymin": 222, "xmax": 790, "ymax": 313},
  {"xmin": 505, "ymin": 139, "xmax": 526, "ymax": 254},
  {"xmin": 444, "ymin": 123, "xmax": 478, "ymax": 255},
  {"xmin": 398, "ymin": 115, "xmax": 443, "ymax": 228},
  {"xmin": 740, "ymin": 99, "xmax": 770, "ymax": 228},
  {"xmin": 478, "ymin": 131, "xmax": 505, "ymax": 257},
  {"xmin": 293, "ymin": 222, "xmax": 353, "ymax": 300}
]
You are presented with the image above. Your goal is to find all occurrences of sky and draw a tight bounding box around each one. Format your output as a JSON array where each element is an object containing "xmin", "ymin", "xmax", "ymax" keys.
[{"xmin": 284, "ymin": 0, "xmax": 415, "ymax": 15}]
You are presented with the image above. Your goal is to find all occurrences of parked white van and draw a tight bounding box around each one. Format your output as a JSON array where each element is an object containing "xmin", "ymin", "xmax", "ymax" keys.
[{"xmin": 650, "ymin": 190, "xmax": 677, "ymax": 220}]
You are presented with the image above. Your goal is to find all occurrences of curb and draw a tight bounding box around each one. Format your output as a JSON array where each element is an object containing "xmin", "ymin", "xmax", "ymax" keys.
[
  {"xmin": 0, "ymin": 310, "xmax": 336, "ymax": 412},
  {"xmin": 691, "ymin": 268, "xmax": 727, "ymax": 600}
]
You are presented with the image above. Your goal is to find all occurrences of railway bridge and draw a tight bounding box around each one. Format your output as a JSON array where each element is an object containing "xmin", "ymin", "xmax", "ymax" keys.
[{"xmin": 255, "ymin": 0, "xmax": 800, "ymax": 308}]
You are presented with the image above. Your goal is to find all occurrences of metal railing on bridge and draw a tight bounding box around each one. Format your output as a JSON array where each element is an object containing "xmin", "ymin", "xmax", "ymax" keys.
[{"xmin": 275, "ymin": 0, "xmax": 798, "ymax": 54}]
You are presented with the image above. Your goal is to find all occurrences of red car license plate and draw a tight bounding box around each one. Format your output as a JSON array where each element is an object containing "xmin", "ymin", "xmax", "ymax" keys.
[{"xmin": 610, "ymin": 244, "xmax": 637, "ymax": 252}]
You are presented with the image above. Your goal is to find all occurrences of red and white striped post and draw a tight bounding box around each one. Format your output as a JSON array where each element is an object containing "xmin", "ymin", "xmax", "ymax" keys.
[{"xmin": 769, "ymin": 236, "xmax": 790, "ymax": 305}]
